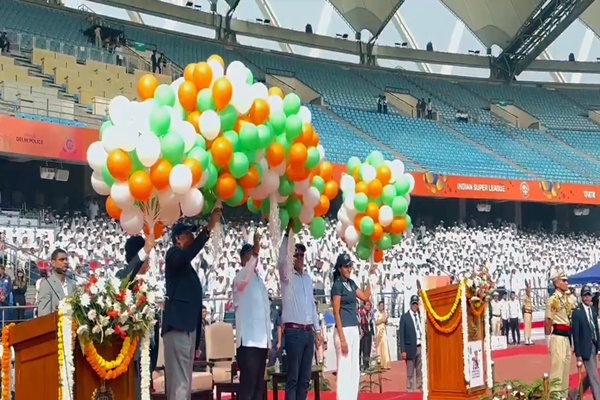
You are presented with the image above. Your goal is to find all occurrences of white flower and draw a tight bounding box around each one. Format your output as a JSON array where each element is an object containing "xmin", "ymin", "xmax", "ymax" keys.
[
  {"xmin": 76, "ymin": 325, "xmax": 88, "ymax": 336},
  {"xmin": 89, "ymin": 284, "xmax": 99, "ymax": 295},
  {"xmin": 125, "ymin": 291, "xmax": 134, "ymax": 306},
  {"xmin": 119, "ymin": 312, "xmax": 129, "ymax": 324},
  {"xmin": 96, "ymin": 295, "xmax": 105, "ymax": 309},
  {"xmin": 87, "ymin": 309, "xmax": 97, "ymax": 321},
  {"xmin": 105, "ymin": 328, "xmax": 114, "ymax": 336},
  {"xmin": 58, "ymin": 300, "xmax": 72, "ymax": 315},
  {"xmin": 80, "ymin": 293, "xmax": 91, "ymax": 308},
  {"xmin": 92, "ymin": 325, "xmax": 102, "ymax": 334},
  {"xmin": 98, "ymin": 315, "xmax": 110, "ymax": 327},
  {"xmin": 109, "ymin": 276, "xmax": 121, "ymax": 291},
  {"xmin": 96, "ymin": 278, "xmax": 107, "ymax": 293}
]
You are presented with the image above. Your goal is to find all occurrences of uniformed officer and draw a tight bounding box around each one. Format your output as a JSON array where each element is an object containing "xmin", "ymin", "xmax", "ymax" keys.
[
  {"xmin": 490, "ymin": 292, "xmax": 502, "ymax": 336},
  {"xmin": 545, "ymin": 269, "xmax": 577, "ymax": 395},
  {"xmin": 523, "ymin": 282, "xmax": 533, "ymax": 345}
]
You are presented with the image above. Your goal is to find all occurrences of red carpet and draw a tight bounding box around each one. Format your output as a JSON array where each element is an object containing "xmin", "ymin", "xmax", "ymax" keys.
[{"xmin": 267, "ymin": 392, "xmax": 421, "ymax": 400}]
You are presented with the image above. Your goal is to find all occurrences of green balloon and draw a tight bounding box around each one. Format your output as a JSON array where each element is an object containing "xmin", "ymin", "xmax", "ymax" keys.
[
  {"xmin": 359, "ymin": 234, "xmax": 373, "ymax": 247},
  {"xmin": 247, "ymin": 150, "xmax": 259, "ymax": 163},
  {"xmin": 225, "ymin": 185, "xmax": 244, "ymax": 207},
  {"xmin": 202, "ymin": 196, "xmax": 214, "ymax": 215},
  {"xmin": 257, "ymin": 125, "xmax": 273, "ymax": 149},
  {"xmin": 246, "ymin": 68, "xmax": 254, "ymax": 85},
  {"xmin": 239, "ymin": 124, "xmax": 259, "ymax": 151},
  {"xmin": 356, "ymin": 244, "xmax": 371, "ymax": 261},
  {"xmin": 100, "ymin": 120, "xmax": 112, "ymax": 140},
  {"xmin": 395, "ymin": 176, "xmax": 410, "ymax": 196},
  {"xmin": 360, "ymin": 216, "xmax": 375, "ymax": 236},
  {"xmin": 161, "ymin": 131, "xmax": 185, "ymax": 165},
  {"xmin": 219, "ymin": 105, "xmax": 238, "ymax": 131},
  {"xmin": 292, "ymin": 218, "xmax": 302, "ymax": 234},
  {"xmin": 187, "ymin": 147, "xmax": 209, "ymax": 170},
  {"xmin": 354, "ymin": 193, "xmax": 368, "ymax": 213},
  {"xmin": 283, "ymin": 93, "xmax": 301, "ymax": 117},
  {"xmin": 269, "ymin": 111, "xmax": 286, "ymax": 135},
  {"xmin": 154, "ymin": 84, "xmax": 175, "ymax": 107},
  {"xmin": 149, "ymin": 106, "xmax": 171, "ymax": 137},
  {"xmin": 197, "ymin": 88, "xmax": 216, "ymax": 112},
  {"xmin": 368, "ymin": 151, "xmax": 385, "ymax": 168},
  {"xmin": 390, "ymin": 234, "xmax": 403, "ymax": 245},
  {"xmin": 312, "ymin": 176, "xmax": 325, "ymax": 194},
  {"xmin": 130, "ymin": 151, "xmax": 144, "ymax": 172},
  {"xmin": 275, "ymin": 134, "xmax": 291, "ymax": 155},
  {"xmin": 405, "ymin": 214, "xmax": 413, "ymax": 230},
  {"xmin": 222, "ymin": 130, "xmax": 240, "ymax": 152},
  {"xmin": 279, "ymin": 208, "xmax": 290, "ymax": 231},
  {"xmin": 285, "ymin": 115, "xmax": 302, "ymax": 141},
  {"xmin": 381, "ymin": 184, "xmax": 396, "ymax": 206},
  {"xmin": 260, "ymin": 199, "xmax": 270, "ymax": 215},
  {"xmin": 229, "ymin": 152, "xmax": 250, "ymax": 179},
  {"xmin": 376, "ymin": 234, "xmax": 392, "ymax": 250},
  {"xmin": 347, "ymin": 156, "xmax": 361, "ymax": 174},
  {"xmin": 287, "ymin": 198, "xmax": 302, "ymax": 219},
  {"xmin": 195, "ymin": 135, "xmax": 206, "ymax": 150},
  {"xmin": 391, "ymin": 196, "xmax": 408, "ymax": 216},
  {"xmin": 101, "ymin": 164, "xmax": 115, "ymax": 187},
  {"xmin": 278, "ymin": 177, "xmax": 294, "ymax": 197},
  {"xmin": 204, "ymin": 164, "xmax": 218, "ymax": 189},
  {"xmin": 305, "ymin": 148, "xmax": 320, "ymax": 169},
  {"xmin": 310, "ymin": 217, "xmax": 326, "ymax": 238},
  {"xmin": 247, "ymin": 198, "xmax": 260, "ymax": 214}
]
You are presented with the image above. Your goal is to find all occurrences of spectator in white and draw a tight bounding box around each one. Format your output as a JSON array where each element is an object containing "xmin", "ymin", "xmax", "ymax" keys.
[
  {"xmin": 507, "ymin": 291, "xmax": 521, "ymax": 345},
  {"xmin": 278, "ymin": 222, "xmax": 322, "ymax": 400},
  {"xmin": 233, "ymin": 231, "xmax": 269, "ymax": 400},
  {"xmin": 331, "ymin": 252, "xmax": 371, "ymax": 400},
  {"xmin": 490, "ymin": 292, "xmax": 502, "ymax": 336},
  {"xmin": 94, "ymin": 26, "xmax": 102, "ymax": 47}
]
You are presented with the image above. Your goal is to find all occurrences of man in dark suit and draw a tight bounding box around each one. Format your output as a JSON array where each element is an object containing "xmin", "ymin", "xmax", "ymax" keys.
[
  {"xmin": 399, "ymin": 295, "xmax": 422, "ymax": 392},
  {"xmin": 162, "ymin": 209, "xmax": 221, "ymax": 400},
  {"xmin": 571, "ymin": 286, "xmax": 600, "ymax": 400},
  {"xmin": 358, "ymin": 300, "xmax": 374, "ymax": 372}
]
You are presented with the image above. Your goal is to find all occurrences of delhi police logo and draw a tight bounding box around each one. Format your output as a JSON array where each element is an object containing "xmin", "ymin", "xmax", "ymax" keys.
[
  {"xmin": 520, "ymin": 182, "xmax": 530, "ymax": 198},
  {"xmin": 63, "ymin": 138, "xmax": 76, "ymax": 154}
]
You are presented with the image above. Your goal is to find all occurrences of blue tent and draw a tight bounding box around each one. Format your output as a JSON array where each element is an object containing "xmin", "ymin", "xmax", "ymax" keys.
[{"xmin": 569, "ymin": 261, "xmax": 600, "ymax": 284}]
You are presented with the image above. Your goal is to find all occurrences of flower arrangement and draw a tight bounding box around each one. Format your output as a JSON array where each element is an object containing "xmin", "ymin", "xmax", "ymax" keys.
[{"xmin": 465, "ymin": 267, "xmax": 495, "ymax": 303}]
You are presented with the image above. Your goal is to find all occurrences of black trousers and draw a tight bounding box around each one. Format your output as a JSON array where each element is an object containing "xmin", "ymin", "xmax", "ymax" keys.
[
  {"xmin": 509, "ymin": 317, "xmax": 520, "ymax": 344},
  {"xmin": 360, "ymin": 334, "xmax": 372, "ymax": 370},
  {"xmin": 237, "ymin": 346, "xmax": 268, "ymax": 400}
]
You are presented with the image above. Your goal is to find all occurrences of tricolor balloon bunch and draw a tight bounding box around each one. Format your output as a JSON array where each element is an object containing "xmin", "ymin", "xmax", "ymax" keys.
[{"xmin": 337, "ymin": 152, "xmax": 414, "ymax": 263}]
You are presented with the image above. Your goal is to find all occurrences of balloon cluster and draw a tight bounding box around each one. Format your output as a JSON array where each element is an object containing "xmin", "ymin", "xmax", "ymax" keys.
[
  {"xmin": 336, "ymin": 151, "xmax": 414, "ymax": 263},
  {"xmin": 86, "ymin": 54, "xmax": 334, "ymax": 237}
]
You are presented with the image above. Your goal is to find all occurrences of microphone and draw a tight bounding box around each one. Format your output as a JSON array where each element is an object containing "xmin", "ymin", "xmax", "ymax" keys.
[{"xmin": 426, "ymin": 258, "xmax": 458, "ymax": 284}]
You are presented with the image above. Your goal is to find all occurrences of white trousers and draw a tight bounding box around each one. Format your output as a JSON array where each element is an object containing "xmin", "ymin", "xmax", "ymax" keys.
[{"xmin": 334, "ymin": 326, "xmax": 360, "ymax": 400}]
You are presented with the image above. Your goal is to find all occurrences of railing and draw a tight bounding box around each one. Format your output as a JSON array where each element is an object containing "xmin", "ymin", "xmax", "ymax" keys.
[
  {"xmin": 0, "ymin": 305, "xmax": 37, "ymax": 327},
  {"xmin": 9, "ymin": 100, "xmax": 105, "ymax": 127},
  {"xmin": 1, "ymin": 241, "xmax": 52, "ymax": 284}
]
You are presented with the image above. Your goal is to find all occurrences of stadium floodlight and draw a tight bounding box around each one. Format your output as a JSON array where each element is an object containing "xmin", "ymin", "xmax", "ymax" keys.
[
  {"xmin": 468, "ymin": 50, "xmax": 481, "ymax": 55},
  {"xmin": 336, "ymin": 33, "xmax": 349, "ymax": 39},
  {"xmin": 185, "ymin": 1, "xmax": 193, "ymax": 7},
  {"xmin": 394, "ymin": 42, "xmax": 408, "ymax": 48}
]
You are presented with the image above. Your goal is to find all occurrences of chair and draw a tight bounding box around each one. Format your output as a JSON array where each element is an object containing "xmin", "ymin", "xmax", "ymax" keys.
[{"xmin": 205, "ymin": 322, "xmax": 237, "ymax": 383}]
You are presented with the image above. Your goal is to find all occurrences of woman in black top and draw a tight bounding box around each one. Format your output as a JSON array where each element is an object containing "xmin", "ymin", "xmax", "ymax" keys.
[
  {"xmin": 331, "ymin": 253, "xmax": 371, "ymax": 399},
  {"xmin": 12, "ymin": 269, "xmax": 27, "ymax": 322}
]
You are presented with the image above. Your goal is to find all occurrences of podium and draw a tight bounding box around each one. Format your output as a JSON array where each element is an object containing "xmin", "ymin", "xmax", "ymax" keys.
[
  {"xmin": 422, "ymin": 284, "xmax": 491, "ymax": 400},
  {"xmin": 8, "ymin": 312, "xmax": 136, "ymax": 399}
]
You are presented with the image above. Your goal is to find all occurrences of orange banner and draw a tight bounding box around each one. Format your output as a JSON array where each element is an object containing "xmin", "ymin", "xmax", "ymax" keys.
[{"xmin": 0, "ymin": 116, "xmax": 97, "ymax": 163}]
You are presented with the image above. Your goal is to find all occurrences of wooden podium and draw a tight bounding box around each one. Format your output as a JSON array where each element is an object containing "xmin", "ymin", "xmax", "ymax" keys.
[
  {"xmin": 9, "ymin": 312, "xmax": 136, "ymax": 399},
  {"xmin": 423, "ymin": 284, "xmax": 491, "ymax": 400}
]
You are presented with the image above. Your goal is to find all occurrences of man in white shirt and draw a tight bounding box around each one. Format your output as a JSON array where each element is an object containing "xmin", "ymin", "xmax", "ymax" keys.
[
  {"xmin": 233, "ymin": 232, "xmax": 270, "ymax": 400},
  {"xmin": 507, "ymin": 291, "xmax": 521, "ymax": 345}
]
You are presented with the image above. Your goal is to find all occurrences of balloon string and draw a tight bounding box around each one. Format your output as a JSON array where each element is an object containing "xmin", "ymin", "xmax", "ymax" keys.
[
  {"xmin": 285, "ymin": 229, "xmax": 300, "ymax": 314},
  {"xmin": 268, "ymin": 194, "xmax": 281, "ymax": 255},
  {"xmin": 211, "ymin": 199, "xmax": 224, "ymax": 266}
]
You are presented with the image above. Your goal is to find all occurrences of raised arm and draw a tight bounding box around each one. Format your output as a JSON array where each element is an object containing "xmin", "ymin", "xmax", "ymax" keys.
[
  {"xmin": 356, "ymin": 280, "xmax": 371, "ymax": 303},
  {"xmin": 117, "ymin": 235, "xmax": 154, "ymax": 283},
  {"xmin": 234, "ymin": 231, "xmax": 261, "ymax": 292},
  {"xmin": 277, "ymin": 222, "xmax": 293, "ymax": 282}
]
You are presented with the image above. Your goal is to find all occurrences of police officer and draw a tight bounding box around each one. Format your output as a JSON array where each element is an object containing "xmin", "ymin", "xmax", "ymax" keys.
[
  {"xmin": 545, "ymin": 269, "xmax": 577, "ymax": 396},
  {"xmin": 523, "ymin": 282, "xmax": 533, "ymax": 345}
]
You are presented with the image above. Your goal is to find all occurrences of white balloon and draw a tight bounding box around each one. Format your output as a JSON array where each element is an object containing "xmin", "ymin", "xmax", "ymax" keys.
[
  {"xmin": 317, "ymin": 145, "xmax": 325, "ymax": 163},
  {"xmin": 231, "ymin": 83, "xmax": 253, "ymax": 115},
  {"xmin": 249, "ymin": 185, "xmax": 268, "ymax": 201},
  {"xmin": 86, "ymin": 141, "xmax": 107, "ymax": 172},
  {"xmin": 361, "ymin": 164, "xmax": 376, "ymax": 183},
  {"xmin": 404, "ymin": 194, "xmax": 411, "ymax": 207},
  {"xmin": 196, "ymin": 171, "xmax": 208, "ymax": 188},
  {"xmin": 170, "ymin": 164, "xmax": 193, "ymax": 195},
  {"xmin": 293, "ymin": 179, "xmax": 310, "ymax": 195},
  {"xmin": 304, "ymin": 187, "xmax": 320, "ymax": 208},
  {"xmin": 336, "ymin": 221, "xmax": 344, "ymax": 239},
  {"xmin": 251, "ymin": 82, "xmax": 269, "ymax": 101},
  {"xmin": 180, "ymin": 188, "xmax": 205, "ymax": 217},
  {"xmin": 299, "ymin": 106, "xmax": 312, "ymax": 124},
  {"xmin": 90, "ymin": 172, "xmax": 110, "ymax": 195},
  {"xmin": 136, "ymin": 132, "xmax": 161, "ymax": 168},
  {"xmin": 263, "ymin": 171, "xmax": 280, "ymax": 194},
  {"xmin": 108, "ymin": 96, "xmax": 131, "ymax": 126},
  {"xmin": 272, "ymin": 160, "xmax": 287, "ymax": 176},
  {"xmin": 277, "ymin": 195, "xmax": 289, "ymax": 203},
  {"xmin": 299, "ymin": 205, "xmax": 314, "ymax": 225},
  {"xmin": 110, "ymin": 182, "xmax": 134, "ymax": 209},
  {"xmin": 160, "ymin": 204, "xmax": 181, "ymax": 226},
  {"xmin": 170, "ymin": 77, "xmax": 185, "ymax": 93},
  {"xmin": 340, "ymin": 174, "xmax": 356, "ymax": 193},
  {"xmin": 343, "ymin": 194, "xmax": 355, "ymax": 210},
  {"xmin": 345, "ymin": 204, "xmax": 357, "ymax": 221},
  {"xmin": 158, "ymin": 188, "xmax": 179, "ymax": 208},
  {"xmin": 208, "ymin": 60, "xmax": 224, "ymax": 84},
  {"xmin": 404, "ymin": 173, "xmax": 416, "ymax": 193},
  {"xmin": 268, "ymin": 96, "xmax": 283, "ymax": 116},
  {"xmin": 101, "ymin": 125, "xmax": 120, "ymax": 153},
  {"xmin": 120, "ymin": 207, "xmax": 144, "ymax": 235},
  {"xmin": 337, "ymin": 207, "xmax": 350, "ymax": 227},
  {"xmin": 226, "ymin": 61, "xmax": 248, "ymax": 85},
  {"xmin": 344, "ymin": 226, "xmax": 359, "ymax": 249},
  {"xmin": 117, "ymin": 129, "xmax": 138, "ymax": 153},
  {"xmin": 390, "ymin": 160, "xmax": 405, "ymax": 182},
  {"xmin": 199, "ymin": 110, "xmax": 221, "ymax": 141},
  {"xmin": 379, "ymin": 205, "xmax": 394, "ymax": 227},
  {"xmin": 177, "ymin": 121, "xmax": 198, "ymax": 153}
]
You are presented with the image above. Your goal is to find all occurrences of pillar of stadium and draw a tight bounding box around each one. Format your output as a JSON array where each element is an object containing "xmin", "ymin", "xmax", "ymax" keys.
[{"xmin": 253, "ymin": 0, "xmax": 294, "ymax": 53}]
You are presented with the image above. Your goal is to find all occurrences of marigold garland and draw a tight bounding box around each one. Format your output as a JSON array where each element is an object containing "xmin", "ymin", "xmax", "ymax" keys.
[
  {"xmin": 1, "ymin": 323, "xmax": 15, "ymax": 400},
  {"xmin": 420, "ymin": 280, "xmax": 463, "ymax": 322},
  {"xmin": 469, "ymin": 302, "xmax": 486, "ymax": 318},
  {"xmin": 83, "ymin": 336, "xmax": 139, "ymax": 380},
  {"xmin": 423, "ymin": 303, "xmax": 462, "ymax": 333},
  {"xmin": 58, "ymin": 312, "xmax": 65, "ymax": 400}
]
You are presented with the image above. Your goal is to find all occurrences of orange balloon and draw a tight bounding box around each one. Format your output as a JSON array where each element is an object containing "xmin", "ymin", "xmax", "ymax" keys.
[
  {"xmin": 366, "ymin": 202, "xmax": 379, "ymax": 222},
  {"xmin": 354, "ymin": 214, "xmax": 365, "ymax": 231},
  {"xmin": 390, "ymin": 217, "xmax": 407, "ymax": 235},
  {"xmin": 310, "ymin": 131, "xmax": 319, "ymax": 147},
  {"xmin": 239, "ymin": 165, "xmax": 260, "ymax": 189},
  {"xmin": 183, "ymin": 63, "xmax": 196, "ymax": 82},
  {"xmin": 137, "ymin": 74, "xmax": 159, "ymax": 101},
  {"xmin": 249, "ymin": 98, "xmax": 270, "ymax": 125},
  {"xmin": 287, "ymin": 165, "xmax": 310, "ymax": 182},
  {"xmin": 356, "ymin": 181, "xmax": 368, "ymax": 194},
  {"xmin": 150, "ymin": 159, "xmax": 173, "ymax": 191},
  {"xmin": 319, "ymin": 162, "xmax": 333, "ymax": 181},
  {"xmin": 144, "ymin": 221, "xmax": 165, "ymax": 238},
  {"xmin": 107, "ymin": 149, "xmax": 132, "ymax": 182},
  {"xmin": 377, "ymin": 165, "xmax": 392, "ymax": 185},
  {"xmin": 352, "ymin": 166, "xmax": 361, "ymax": 182},
  {"xmin": 129, "ymin": 171, "xmax": 153, "ymax": 202},
  {"xmin": 371, "ymin": 223, "xmax": 384, "ymax": 242},
  {"xmin": 187, "ymin": 111, "xmax": 201, "ymax": 133},
  {"xmin": 216, "ymin": 173, "xmax": 237, "ymax": 200},
  {"xmin": 374, "ymin": 249, "xmax": 384, "ymax": 263},
  {"xmin": 266, "ymin": 143, "xmax": 285, "ymax": 167},
  {"xmin": 212, "ymin": 77, "xmax": 233, "ymax": 110},
  {"xmin": 323, "ymin": 180, "xmax": 339, "ymax": 200},
  {"xmin": 251, "ymin": 198, "xmax": 262, "ymax": 209},
  {"xmin": 207, "ymin": 54, "xmax": 225, "ymax": 69},
  {"xmin": 367, "ymin": 179, "xmax": 383, "ymax": 198},
  {"xmin": 269, "ymin": 87, "xmax": 284, "ymax": 98},
  {"xmin": 298, "ymin": 123, "xmax": 314, "ymax": 145},
  {"xmin": 178, "ymin": 81, "xmax": 199, "ymax": 112},
  {"xmin": 192, "ymin": 62, "xmax": 213, "ymax": 90},
  {"xmin": 183, "ymin": 158, "xmax": 203, "ymax": 186},
  {"xmin": 314, "ymin": 195, "xmax": 330, "ymax": 217},
  {"xmin": 105, "ymin": 196, "xmax": 122, "ymax": 220},
  {"xmin": 289, "ymin": 143, "xmax": 308, "ymax": 165},
  {"xmin": 211, "ymin": 137, "xmax": 234, "ymax": 168}
]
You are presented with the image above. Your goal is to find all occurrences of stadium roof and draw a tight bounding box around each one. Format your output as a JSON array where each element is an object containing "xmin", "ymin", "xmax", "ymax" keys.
[
  {"xmin": 581, "ymin": 1, "xmax": 600, "ymax": 38},
  {"xmin": 329, "ymin": 0, "xmax": 404, "ymax": 37}
]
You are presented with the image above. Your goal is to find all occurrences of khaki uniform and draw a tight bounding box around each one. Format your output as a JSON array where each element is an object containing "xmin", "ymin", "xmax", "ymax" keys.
[
  {"xmin": 546, "ymin": 290, "xmax": 573, "ymax": 394},
  {"xmin": 523, "ymin": 293, "xmax": 533, "ymax": 342},
  {"xmin": 491, "ymin": 299, "xmax": 502, "ymax": 336}
]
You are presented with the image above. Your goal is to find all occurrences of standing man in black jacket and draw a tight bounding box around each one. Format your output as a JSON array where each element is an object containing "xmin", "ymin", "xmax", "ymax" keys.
[
  {"xmin": 399, "ymin": 295, "xmax": 422, "ymax": 392},
  {"xmin": 163, "ymin": 209, "xmax": 221, "ymax": 400},
  {"xmin": 571, "ymin": 286, "xmax": 600, "ymax": 400}
]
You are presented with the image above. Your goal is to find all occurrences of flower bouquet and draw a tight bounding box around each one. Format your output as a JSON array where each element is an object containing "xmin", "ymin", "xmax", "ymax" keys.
[{"xmin": 465, "ymin": 267, "xmax": 495, "ymax": 305}]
